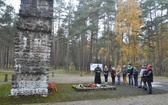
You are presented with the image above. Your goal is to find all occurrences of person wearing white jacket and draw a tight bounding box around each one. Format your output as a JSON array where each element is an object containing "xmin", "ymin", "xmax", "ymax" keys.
[{"xmin": 138, "ymin": 65, "xmax": 146, "ymax": 88}]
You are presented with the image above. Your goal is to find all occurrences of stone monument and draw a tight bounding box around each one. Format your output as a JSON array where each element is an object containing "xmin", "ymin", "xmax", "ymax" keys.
[{"xmin": 11, "ymin": 0, "xmax": 53, "ymax": 96}]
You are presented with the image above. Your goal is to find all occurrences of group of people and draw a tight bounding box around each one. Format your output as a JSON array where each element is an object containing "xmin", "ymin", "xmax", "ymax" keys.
[
  {"xmin": 94, "ymin": 64, "xmax": 153, "ymax": 94},
  {"xmin": 139, "ymin": 64, "xmax": 153, "ymax": 94}
]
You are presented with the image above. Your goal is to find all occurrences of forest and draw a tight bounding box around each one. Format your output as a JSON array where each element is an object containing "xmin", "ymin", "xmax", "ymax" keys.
[{"xmin": 0, "ymin": 0, "xmax": 168, "ymax": 76}]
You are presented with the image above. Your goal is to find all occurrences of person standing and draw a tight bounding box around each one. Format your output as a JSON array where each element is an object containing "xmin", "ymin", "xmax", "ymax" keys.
[
  {"xmin": 142, "ymin": 67, "xmax": 148, "ymax": 90},
  {"xmin": 94, "ymin": 65, "xmax": 102, "ymax": 84},
  {"xmin": 133, "ymin": 67, "xmax": 138, "ymax": 87},
  {"xmin": 103, "ymin": 65, "xmax": 109, "ymax": 84},
  {"xmin": 110, "ymin": 66, "xmax": 116, "ymax": 84},
  {"xmin": 127, "ymin": 64, "xmax": 133, "ymax": 85},
  {"xmin": 122, "ymin": 65, "xmax": 127, "ymax": 85},
  {"xmin": 138, "ymin": 65, "xmax": 146, "ymax": 88},
  {"xmin": 116, "ymin": 65, "xmax": 122, "ymax": 85},
  {"xmin": 144, "ymin": 64, "xmax": 153, "ymax": 94}
]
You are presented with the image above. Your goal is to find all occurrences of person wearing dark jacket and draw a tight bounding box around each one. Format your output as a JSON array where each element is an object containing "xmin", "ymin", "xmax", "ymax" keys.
[
  {"xmin": 133, "ymin": 67, "xmax": 138, "ymax": 87},
  {"xmin": 103, "ymin": 65, "xmax": 109, "ymax": 84},
  {"xmin": 94, "ymin": 65, "xmax": 102, "ymax": 84},
  {"xmin": 110, "ymin": 66, "xmax": 116, "ymax": 84},
  {"xmin": 144, "ymin": 64, "xmax": 153, "ymax": 94},
  {"xmin": 127, "ymin": 64, "xmax": 133, "ymax": 85}
]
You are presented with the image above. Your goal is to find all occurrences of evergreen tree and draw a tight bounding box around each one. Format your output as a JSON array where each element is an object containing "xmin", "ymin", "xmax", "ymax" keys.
[{"xmin": 0, "ymin": 0, "xmax": 17, "ymax": 68}]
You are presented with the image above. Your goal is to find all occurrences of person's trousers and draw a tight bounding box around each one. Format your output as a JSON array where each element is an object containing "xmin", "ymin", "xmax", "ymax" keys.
[
  {"xmin": 147, "ymin": 81, "xmax": 152, "ymax": 93},
  {"xmin": 143, "ymin": 81, "xmax": 147, "ymax": 89},
  {"xmin": 117, "ymin": 76, "xmax": 121, "ymax": 84},
  {"xmin": 128, "ymin": 74, "xmax": 133, "ymax": 85},
  {"xmin": 134, "ymin": 76, "xmax": 138, "ymax": 86},
  {"xmin": 104, "ymin": 75, "xmax": 108, "ymax": 82},
  {"xmin": 123, "ymin": 75, "xmax": 127, "ymax": 84},
  {"xmin": 139, "ymin": 78, "xmax": 143, "ymax": 86},
  {"xmin": 112, "ymin": 77, "xmax": 115, "ymax": 84}
]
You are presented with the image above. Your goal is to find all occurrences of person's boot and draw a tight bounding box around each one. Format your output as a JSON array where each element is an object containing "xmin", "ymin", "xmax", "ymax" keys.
[
  {"xmin": 148, "ymin": 87, "xmax": 152, "ymax": 94},
  {"xmin": 142, "ymin": 87, "xmax": 147, "ymax": 90},
  {"xmin": 138, "ymin": 86, "xmax": 142, "ymax": 88}
]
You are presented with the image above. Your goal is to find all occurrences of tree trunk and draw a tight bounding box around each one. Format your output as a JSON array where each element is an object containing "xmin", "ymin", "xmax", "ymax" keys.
[{"xmin": 66, "ymin": 15, "xmax": 71, "ymax": 71}]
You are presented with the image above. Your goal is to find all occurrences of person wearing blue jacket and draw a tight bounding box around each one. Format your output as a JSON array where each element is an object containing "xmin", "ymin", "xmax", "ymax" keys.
[{"xmin": 133, "ymin": 67, "xmax": 138, "ymax": 87}]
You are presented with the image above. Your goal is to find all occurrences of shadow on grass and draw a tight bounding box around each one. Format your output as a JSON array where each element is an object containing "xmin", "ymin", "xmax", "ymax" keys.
[{"xmin": 0, "ymin": 83, "xmax": 167, "ymax": 105}]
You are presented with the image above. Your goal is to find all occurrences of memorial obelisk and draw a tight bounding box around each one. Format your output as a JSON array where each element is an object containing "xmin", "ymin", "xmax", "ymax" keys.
[{"xmin": 11, "ymin": 0, "xmax": 53, "ymax": 96}]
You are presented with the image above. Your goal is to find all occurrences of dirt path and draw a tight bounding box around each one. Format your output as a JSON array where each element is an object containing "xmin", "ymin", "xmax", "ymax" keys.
[{"xmin": 47, "ymin": 93, "xmax": 168, "ymax": 105}]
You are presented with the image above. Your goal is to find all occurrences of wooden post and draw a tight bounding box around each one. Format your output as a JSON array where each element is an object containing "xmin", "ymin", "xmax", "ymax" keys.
[
  {"xmin": 52, "ymin": 72, "xmax": 54, "ymax": 77},
  {"xmin": 80, "ymin": 72, "xmax": 82, "ymax": 77},
  {"xmin": 4, "ymin": 74, "xmax": 8, "ymax": 82}
]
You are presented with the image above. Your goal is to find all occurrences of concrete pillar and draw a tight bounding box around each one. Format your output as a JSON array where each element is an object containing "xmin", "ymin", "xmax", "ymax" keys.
[{"xmin": 11, "ymin": 0, "xmax": 53, "ymax": 96}]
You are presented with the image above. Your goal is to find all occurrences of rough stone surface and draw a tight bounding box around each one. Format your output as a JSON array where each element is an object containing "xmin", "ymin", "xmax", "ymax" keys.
[{"xmin": 11, "ymin": 0, "xmax": 53, "ymax": 96}]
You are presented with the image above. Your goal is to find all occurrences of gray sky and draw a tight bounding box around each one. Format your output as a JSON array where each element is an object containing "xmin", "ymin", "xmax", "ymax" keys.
[
  {"xmin": 5, "ymin": 0, "xmax": 21, "ymax": 13},
  {"xmin": 5, "ymin": 0, "xmax": 74, "ymax": 13}
]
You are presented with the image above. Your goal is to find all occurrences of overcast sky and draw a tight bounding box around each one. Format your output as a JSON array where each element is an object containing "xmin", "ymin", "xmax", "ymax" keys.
[
  {"xmin": 5, "ymin": 0, "xmax": 21, "ymax": 13},
  {"xmin": 5, "ymin": 0, "xmax": 74, "ymax": 13}
]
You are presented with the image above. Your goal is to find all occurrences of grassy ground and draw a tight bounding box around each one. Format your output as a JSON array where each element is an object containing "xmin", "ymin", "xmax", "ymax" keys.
[
  {"xmin": 0, "ymin": 68, "xmax": 80, "ymax": 82},
  {"xmin": 0, "ymin": 71, "xmax": 13, "ymax": 82},
  {"xmin": 0, "ymin": 83, "xmax": 167, "ymax": 105}
]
